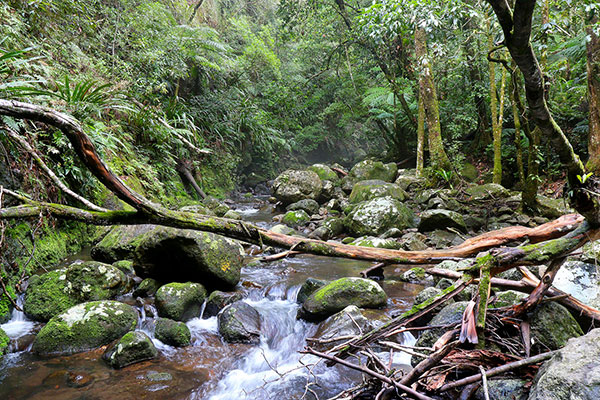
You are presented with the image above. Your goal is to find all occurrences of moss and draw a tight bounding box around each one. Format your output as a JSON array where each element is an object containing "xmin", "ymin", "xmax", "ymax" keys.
[
  {"xmin": 155, "ymin": 317, "xmax": 191, "ymax": 347},
  {"xmin": 0, "ymin": 327, "xmax": 9, "ymax": 356},
  {"xmin": 24, "ymin": 269, "xmax": 78, "ymax": 322},
  {"xmin": 0, "ymin": 284, "xmax": 15, "ymax": 323},
  {"xmin": 155, "ymin": 282, "xmax": 207, "ymax": 321}
]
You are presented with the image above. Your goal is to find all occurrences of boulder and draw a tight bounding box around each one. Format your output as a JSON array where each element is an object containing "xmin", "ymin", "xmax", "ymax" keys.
[
  {"xmin": 297, "ymin": 278, "xmax": 328, "ymax": 304},
  {"xmin": 529, "ymin": 328, "xmax": 600, "ymax": 400},
  {"xmin": 133, "ymin": 278, "xmax": 161, "ymax": 297},
  {"xmin": 223, "ymin": 210, "xmax": 242, "ymax": 220},
  {"xmin": 465, "ymin": 183, "xmax": 509, "ymax": 200},
  {"xmin": 400, "ymin": 267, "xmax": 434, "ymax": 285},
  {"xmin": 268, "ymin": 224, "xmax": 299, "ymax": 236},
  {"xmin": 133, "ymin": 227, "xmax": 244, "ymax": 290},
  {"xmin": 345, "ymin": 196, "xmax": 416, "ymax": 236},
  {"xmin": 395, "ymin": 170, "xmax": 425, "ymax": 191},
  {"xmin": 529, "ymin": 302, "xmax": 583, "ymax": 353},
  {"xmin": 310, "ymin": 306, "xmax": 373, "ymax": 350},
  {"xmin": 552, "ymin": 259, "xmax": 600, "ymax": 309},
  {"xmin": 399, "ymin": 232, "xmax": 428, "ymax": 251},
  {"xmin": 24, "ymin": 261, "xmax": 130, "ymax": 322},
  {"xmin": 112, "ymin": 260, "xmax": 135, "ymax": 275},
  {"xmin": 307, "ymin": 164, "xmax": 338, "ymax": 182},
  {"xmin": 473, "ymin": 379, "xmax": 528, "ymax": 400},
  {"xmin": 282, "ymin": 210, "xmax": 310, "ymax": 227},
  {"xmin": 272, "ymin": 169, "xmax": 323, "ymax": 205},
  {"xmin": 154, "ymin": 317, "xmax": 191, "ymax": 347},
  {"xmin": 155, "ymin": 282, "xmax": 207, "ymax": 321},
  {"xmin": 103, "ymin": 331, "xmax": 157, "ymax": 368},
  {"xmin": 286, "ymin": 199, "xmax": 320, "ymax": 215},
  {"xmin": 299, "ymin": 277, "xmax": 387, "ymax": 321},
  {"xmin": 349, "ymin": 160, "xmax": 397, "ymax": 183},
  {"xmin": 348, "ymin": 180, "xmax": 407, "ymax": 204},
  {"xmin": 33, "ymin": 300, "xmax": 137, "ymax": 355},
  {"xmin": 218, "ymin": 301, "xmax": 261, "ymax": 344},
  {"xmin": 202, "ymin": 196, "xmax": 230, "ymax": 217},
  {"xmin": 91, "ymin": 224, "xmax": 159, "ymax": 263},
  {"xmin": 348, "ymin": 236, "xmax": 402, "ymax": 250},
  {"xmin": 536, "ymin": 195, "xmax": 573, "ymax": 219},
  {"xmin": 203, "ymin": 291, "xmax": 243, "ymax": 318},
  {"xmin": 0, "ymin": 327, "xmax": 8, "ymax": 359},
  {"xmin": 418, "ymin": 209, "xmax": 467, "ymax": 233},
  {"xmin": 179, "ymin": 203, "xmax": 215, "ymax": 215}
]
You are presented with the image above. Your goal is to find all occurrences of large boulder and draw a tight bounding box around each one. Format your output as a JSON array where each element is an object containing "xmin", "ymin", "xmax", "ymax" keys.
[
  {"xmin": 348, "ymin": 236, "xmax": 402, "ymax": 250},
  {"xmin": 310, "ymin": 306, "xmax": 374, "ymax": 350},
  {"xmin": 24, "ymin": 261, "xmax": 130, "ymax": 322},
  {"xmin": 33, "ymin": 300, "xmax": 137, "ymax": 355},
  {"xmin": 203, "ymin": 291, "xmax": 243, "ymax": 318},
  {"xmin": 286, "ymin": 199, "xmax": 320, "ymax": 215},
  {"xmin": 299, "ymin": 277, "xmax": 387, "ymax": 321},
  {"xmin": 133, "ymin": 227, "xmax": 244, "ymax": 290},
  {"xmin": 307, "ymin": 164, "xmax": 338, "ymax": 182},
  {"xmin": 154, "ymin": 317, "xmax": 191, "ymax": 347},
  {"xmin": 155, "ymin": 282, "xmax": 207, "ymax": 322},
  {"xmin": 103, "ymin": 331, "xmax": 158, "ymax": 369},
  {"xmin": 529, "ymin": 328, "xmax": 600, "ymax": 400},
  {"xmin": 91, "ymin": 225, "xmax": 159, "ymax": 263},
  {"xmin": 349, "ymin": 160, "xmax": 397, "ymax": 183},
  {"xmin": 348, "ymin": 180, "xmax": 407, "ymax": 204},
  {"xmin": 282, "ymin": 210, "xmax": 310, "ymax": 227},
  {"xmin": 345, "ymin": 196, "xmax": 416, "ymax": 236},
  {"xmin": 272, "ymin": 169, "xmax": 323, "ymax": 205},
  {"xmin": 218, "ymin": 301, "xmax": 261, "ymax": 344},
  {"xmin": 551, "ymin": 259, "xmax": 600, "ymax": 309},
  {"xmin": 297, "ymin": 278, "xmax": 328, "ymax": 304},
  {"xmin": 465, "ymin": 183, "xmax": 509, "ymax": 200},
  {"xmin": 529, "ymin": 302, "xmax": 583, "ymax": 353},
  {"xmin": 418, "ymin": 209, "xmax": 467, "ymax": 233}
]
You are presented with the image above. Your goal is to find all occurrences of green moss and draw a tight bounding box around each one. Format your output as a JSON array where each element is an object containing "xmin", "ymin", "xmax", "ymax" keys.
[
  {"xmin": 0, "ymin": 284, "xmax": 15, "ymax": 323},
  {"xmin": 24, "ymin": 269, "xmax": 78, "ymax": 322},
  {"xmin": 155, "ymin": 317, "xmax": 191, "ymax": 347},
  {"xmin": 155, "ymin": 282, "xmax": 207, "ymax": 321}
]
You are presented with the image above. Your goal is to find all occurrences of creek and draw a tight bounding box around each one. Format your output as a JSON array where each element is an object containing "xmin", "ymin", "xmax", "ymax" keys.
[{"xmin": 0, "ymin": 197, "xmax": 424, "ymax": 399}]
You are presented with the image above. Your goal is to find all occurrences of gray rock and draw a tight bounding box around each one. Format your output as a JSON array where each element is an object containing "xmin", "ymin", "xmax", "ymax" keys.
[
  {"xmin": 349, "ymin": 160, "xmax": 397, "ymax": 183},
  {"xmin": 133, "ymin": 278, "xmax": 161, "ymax": 297},
  {"xmin": 155, "ymin": 282, "xmax": 207, "ymax": 321},
  {"xmin": 399, "ymin": 232, "xmax": 428, "ymax": 251},
  {"xmin": 348, "ymin": 236, "xmax": 402, "ymax": 249},
  {"xmin": 474, "ymin": 379, "xmax": 528, "ymax": 400},
  {"xmin": 310, "ymin": 306, "xmax": 373, "ymax": 350},
  {"xmin": 282, "ymin": 210, "xmax": 310, "ymax": 227},
  {"xmin": 103, "ymin": 331, "xmax": 157, "ymax": 368},
  {"xmin": 414, "ymin": 287, "xmax": 443, "ymax": 305},
  {"xmin": 307, "ymin": 164, "xmax": 338, "ymax": 182},
  {"xmin": 529, "ymin": 302, "xmax": 583, "ymax": 353},
  {"xmin": 466, "ymin": 183, "xmax": 509, "ymax": 200},
  {"xmin": 204, "ymin": 291, "xmax": 243, "ymax": 318},
  {"xmin": 154, "ymin": 318, "xmax": 191, "ymax": 347},
  {"xmin": 297, "ymin": 278, "xmax": 328, "ymax": 304},
  {"xmin": 418, "ymin": 209, "xmax": 467, "ymax": 233},
  {"xmin": 272, "ymin": 169, "xmax": 323, "ymax": 205},
  {"xmin": 286, "ymin": 199, "xmax": 320, "ymax": 215},
  {"xmin": 218, "ymin": 301, "xmax": 261, "ymax": 344},
  {"xmin": 400, "ymin": 267, "xmax": 434, "ymax": 285},
  {"xmin": 91, "ymin": 225, "xmax": 160, "ymax": 263},
  {"xmin": 529, "ymin": 328, "xmax": 600, "ymax": 400},
  {"xmin": 552, "ymin": 259, "xmax": 600, "ymax": 309},
  {"xmin": 348, "ymin": 180, "xmax": 407, "ymax": 204},
  {"xmin": 344, "ymin": 196, "xmax": 416, "ymax": 236}
]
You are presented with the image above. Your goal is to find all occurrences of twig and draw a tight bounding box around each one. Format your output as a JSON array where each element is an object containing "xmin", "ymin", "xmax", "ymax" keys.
[
  {"xmin": 438, "ymin": 350, "xmax": 557, "ymax": 392},
  {"xmin": 401, "ymin": 341, "xmax": 458, "ymax": 386},
  {"xmin": 260, "ymin": 250, "xmax": 301, "ymax": 262},
  {"xmin": 479, "ymin": 366, "xmax": 490, "ymax": 400},
  {"xmin": 302, "ymin": 347, "xmax": 436, "ymax": 400}
]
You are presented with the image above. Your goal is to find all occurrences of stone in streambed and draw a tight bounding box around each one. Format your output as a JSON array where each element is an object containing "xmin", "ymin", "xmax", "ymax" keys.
[
  {"xmin": 103, "ymin": 331, "xmax": 157, "ymax": 368},
  {"xmin": 418, "ymin": 209, "xmax": 467, "ymax": 233},
  {"xmin": 155, "ymin": 282, "xmax": 206, "ymax": 322},
  {"xmin": 310, "ymin": 306, "xmax": 374, "ymax": 350},
  {"xmin": 298, "ymin": 277, "xmax": 387, "ymax": 321},
  {"xmin": 297, "ymin": 278, "xmax": 328, "ymax": 304},
  {"xmin": 154, "ymin": 318, "xmax": 191, "ymax": 347},
  {"xmin": 344, "ymin": 196, "xmax": 416, "ymax": 236},
  {"xmin": 348, "ymin": 180, "xmax": 407, "ymax": 203},
  {"xmin": 91, "ymin": 224, "xmax": 160, "ymax": 263},
  {"xmin": 218, "ymin": 301, "xmax": 261, "ymax": 344},
  {"xmin": 203, "ymin": 290, "xmax": 243, "ymax": 318},
  {"xmin": 272, "ymin": 169, "xmax": 323, "ymax": 205}
]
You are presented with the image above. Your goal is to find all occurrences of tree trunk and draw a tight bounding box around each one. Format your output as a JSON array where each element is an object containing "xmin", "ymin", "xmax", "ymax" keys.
[
  {"xmin": 415, "ymin": 27, "xmax": 451, "ymax": 171},
  {"xmin": 416, "ymin": 94, "xmax": 426, "ymax": 176},
  {"xmin": 510, "ymin": 72, "xmax": 526, "ymax": 187},
  {"xmin": 587, "ymin": 14, "xmax": 600, "ymax": 173}
]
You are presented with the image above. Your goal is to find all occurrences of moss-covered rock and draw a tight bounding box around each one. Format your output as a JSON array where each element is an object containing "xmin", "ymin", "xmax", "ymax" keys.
[
  {"xmin": 299, "ymin": 277, "xmax": 387, "ymax": 321},
  {"xmin": 348, "ymin": 236, "xmax": 402, "ymax": 249},
  {"xmin": 33, "ymin": 300, "xmax": 137, "ymax": 355},
  {"xmin": 103, "ymin": 331, "xmax": 157, "ymax": 368},
  {"xmin": 308, "ymin": 164, "xmax": 338, "ymax": 182},
  {"xmin": 24, "ymin": 261, "xmax": 130, "ymax": 322},
  {"xmin": 204, "ymin": 290, "xmax": 243, "ymax": 318},
  {"xmin": 286, "ymin": 199, "xmax": 320, "ymax": 215},
  {"xmin": 310, "ymin": 306, "xmax": 374, "ymax": 350},
  {"xmin": 400, "ymin": 267, "xmax": 434, "ymax": 285},
  {"xmin": 133, "ymin": 278, "xmax": 161, "ymax": 297},
  {"xmin": 473, "ymin": 379, "xmax": 528, "ymax": 400},
  {"xmin": 112, "ymin": 260, "xmax": 135, "ymax": 275},
  {"xmin": 536, "ymin": 195, "xmax": 573, "ymax": 219},
  {"xmin": 0, "ymin": 285, "xmax": 15, "ymax": 324},
  {"xmin": 179, "ymin": 203, "xmax": 215, "ymax": 216},
  {"xmin": 282, "ymin": 210, "xmax": 310, "ymax": 227},
  {"xmin": 0, "ymin": 327, "xmax": 9, "ymax": 358},
  {"xmin": 133, "ymin": 226, "xmax": 244, "ymax": 290},
  {"xmin": 349, "ymin": 180, "xmax": 407, "ymax": 204},
  {"xmin": 465, "ymin": 183, "xmax": 509, "ymax": 200},
  {"xmin": 349, "ymin": 160, "xmax": 397, "ymax": 183},
  {"xmin": 223, "ymin": 210, "xmax": 242, "ymax": 220},
  {"xmin": 530, "ymin": 302, "xmax": 583, "ymax": 353},
  {"xmin": 202, "ymin": 196, "xmax": 231, "ymax": 217},
  {"xmin": 268, "ymin": 224, "xmax": 299, "ymax": 236},
  {"xmin": 395, "ymin": 170, "xmax": 425, "ymax": 191},
  {"xmin": 155, "ymin": 282, "xmax": 207, "ymax": 322},
  {"xmin": 492, "ymin": 290, "xmax": 527, "ymax": 308},
  {"xmin": 297, "ymin": 278, "xmax": 328, "ymax": 304},
  {"xmin": 218, "ymin": 301, "xmax": 261, "ymax": 344},
  {"xmin": 91, "ymin": 224, "xmax": 160, "ymax": 263},
  {"xmin": 529, "ymin": 328, "xmax": 600, "ymax": 400},
  {"xmin": 344, "ymin": 196, "xmax": 416, "ymax": 236},
  {"xmin": 154, "ymin": 317, "xmax": 191, "ymax": 347},
  {"xmin": 418, "ymin": 209, "xmax": 467, "ymax": 233},
  {"xmin": 272, "ymin": 169, "xmax": 323, "ymax": 205}
]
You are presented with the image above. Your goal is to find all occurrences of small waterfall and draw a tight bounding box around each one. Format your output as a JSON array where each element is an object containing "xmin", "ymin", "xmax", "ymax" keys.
[{"xmin": 1, "ymin": 295, "xmax": 35, "ymax": 341}]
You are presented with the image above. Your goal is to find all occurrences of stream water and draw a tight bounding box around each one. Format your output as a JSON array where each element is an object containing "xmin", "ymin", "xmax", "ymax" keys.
[{"xmin": 0, "ymin": 198, "xmax": 424, "ymax": 399}]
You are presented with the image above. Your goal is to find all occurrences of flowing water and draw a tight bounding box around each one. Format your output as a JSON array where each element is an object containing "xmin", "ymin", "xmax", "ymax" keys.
[{"xmin": 0, "ymin": 198, "xmax": 424, "ymax": 399}]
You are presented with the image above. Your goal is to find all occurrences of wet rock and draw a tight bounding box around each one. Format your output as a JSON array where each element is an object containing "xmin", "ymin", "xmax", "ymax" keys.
[
  {"xmin": 282, "ymin": 210, "xmax": 310, "ymax": 227},
  {"xmin": 155, "ymin": 282, "xmax": 207, "ymax": 322},
  {"xmin": 204, "ymin": 290, "xmax": 243, "ymax": 318},
  {"xmin": 473, "ymin": 378, "xmax": 528, "ymax": 400},
  {"xmin": 66, "ymin": 371, "xmax": 94, "ymax": 388},
  {"xmin": 155, "ymin": 317, "xmax": 191, "ymax": 347},
  {"xmin": 133, "ymin": 226, "xmax": 244, "ymax": 290},
  {"xmin": 133, "ymin": 278, "xmax": 161, "ymax": 297},
  {"xmin": 311, "ymin": 306, "xmax": 373, "ymax": 350},
  {"xmin": 322, "ymin": 217, "xmax": 344, "ymax": 236},
  {"xmin": 348, "ymin": 180, "xmax": 406, "ymax": 204},
  {"xmin": 272, "ymin": 169, "xmax": 323, "ymax": 205},
  {"xmin": 491, "ymin": 290, "xmax": 527, "ymax": 308},
  {"xmin": 297, "ymin": 278, "xmax": 328, "ymax": 304},
  {"xmin": 218, "ymin": 301, "xmax": 261, "ymax": 344},
  {"xmin": 530, "ymin": 302, "xmax": 583, "ymax": 353},
  {"xmin": 552, "ymin": 259, "xmax": 600, "ymax": 309},
  {"xmin": 146, "ymin": 371, "xmax": 173, "ymax": 382},
  {"xmin": 286, "ymin": 199, "xmax": 320, "ymax": 215},
  {"xmin": 24, "ymin": 261, "xmax": 130, "ymax": 322},
  {"xmin": 113, "ymin": 260, "xmax": 135, "ymax": 275},
  {"xmin": 103, "ymin": 331, "xmax": 158, "ymax": 368},
  {"xmin": 465, "ymin": 183, "xmax": 509, "ymax": 200},
  {"xmin": 345, "ymin": 196, "xmax": 416, "ymax": 236},
  {"xmin": 307, "ymin": 164, "xmax": 338, "ymax": 182},
  {"xmin": 418, "ymin": 209, "xmax": 467, "ymax": 233},
  {"xmin": 349, "ymin": 160, "xmax": 397, "ymax": 183},
  {"xmin": 308, "ymin": 226, "xmax": 331, "ymax": 240},
  {"xmin": 529, "ymin": 328, "xmax": 600, "ymax": 400},
  {"xmin": 400, "ymin": 267, "xmax": 434, "ymax": 285},
  {"xmin": 33, "ymin": 300, "xmax": 137, "ymax": 355},
  {"xmin": 348, "ymin": 236, "xmax": 401, "ymax": 249},
  {"xmin": 299, "ymin": 277, "xmax": 387, "ymax": 321},
  {"xmin": 91, "ymin": 224, "xmax": 160, "ymax": 263},
  {"xmin": 0, "ymin": 327, "xmax": 8, "ymax": 358},
  {"xmin": 399, "ymin": 232, "xmax": 428, "ymax": 251}
]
